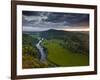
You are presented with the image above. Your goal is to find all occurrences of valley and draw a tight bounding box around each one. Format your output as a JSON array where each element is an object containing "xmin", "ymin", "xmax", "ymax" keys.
[{"xmin": 22, "ymin": 29, "xmax": 89, "ymax": 68}]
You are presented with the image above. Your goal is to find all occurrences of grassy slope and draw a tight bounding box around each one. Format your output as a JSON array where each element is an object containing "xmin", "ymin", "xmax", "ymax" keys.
[{"xmin": 42, "ymin": 39, "xmax": 89, "ymax": 67}]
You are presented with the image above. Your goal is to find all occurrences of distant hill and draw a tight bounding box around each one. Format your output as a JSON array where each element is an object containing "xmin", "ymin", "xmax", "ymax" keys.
[{"xmin": 39, "ymin": 29, "xmax": 89, "ymax": 40}]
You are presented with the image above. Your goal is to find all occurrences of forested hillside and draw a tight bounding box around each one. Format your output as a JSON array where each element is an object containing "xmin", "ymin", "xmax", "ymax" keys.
[{"xmin": 40, "ymin": 29, "xmax": 89, "ymax": 54}]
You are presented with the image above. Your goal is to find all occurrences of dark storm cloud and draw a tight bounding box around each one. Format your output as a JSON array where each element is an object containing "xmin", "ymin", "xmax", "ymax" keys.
[
  {"xmin": 45, "ymin": 13, "xmax": 89, "ymax": 26},
  {"xmin": 22, "ymin": 11, "xmax": 89, "ymax": 31},
  {"xmin": 22, "ymin": 11, "xmax": 40, "ymax": 16}
]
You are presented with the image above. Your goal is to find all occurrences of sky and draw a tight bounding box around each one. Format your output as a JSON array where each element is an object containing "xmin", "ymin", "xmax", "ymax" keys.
[{"xmin": 22, "ymin": 11, "xmax": 89, "ymax": 32}]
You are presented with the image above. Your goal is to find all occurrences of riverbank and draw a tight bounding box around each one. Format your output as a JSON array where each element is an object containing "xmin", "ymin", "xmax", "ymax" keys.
[{"xmin": 36, "ymin": 38, "xmax": 47, "ymax": 63}]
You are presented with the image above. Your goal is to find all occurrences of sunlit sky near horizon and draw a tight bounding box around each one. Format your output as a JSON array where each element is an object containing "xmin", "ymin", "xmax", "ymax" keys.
[{"xmin": 22, "ymin": 11, "xmax": 89, "ymax": 32}]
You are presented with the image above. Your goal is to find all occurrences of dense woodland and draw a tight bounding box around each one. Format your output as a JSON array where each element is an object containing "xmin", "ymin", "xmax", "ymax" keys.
[{"xmin": 22, "ymin": 34, "xmax": 50, "ymax": 68}]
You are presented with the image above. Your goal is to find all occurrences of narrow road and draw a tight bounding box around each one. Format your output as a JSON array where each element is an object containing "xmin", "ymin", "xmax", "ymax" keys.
[{"xmin": 36, "ymin": 38, "xmax": 46, "ymax": 63}]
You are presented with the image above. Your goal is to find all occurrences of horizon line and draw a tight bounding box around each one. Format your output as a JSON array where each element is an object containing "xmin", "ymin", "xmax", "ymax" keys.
[{"xmin": 23, "ymin": 28, "xmax": 89, "ymax": 32}]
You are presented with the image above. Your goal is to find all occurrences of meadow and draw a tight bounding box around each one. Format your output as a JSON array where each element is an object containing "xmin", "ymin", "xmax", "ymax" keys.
[{"xmin": 42, "ymin": 39, "xmax": 89, "ymax": 66}]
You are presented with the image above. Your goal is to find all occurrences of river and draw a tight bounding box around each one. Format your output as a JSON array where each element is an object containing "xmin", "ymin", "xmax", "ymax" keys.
[{"xmin": 36, "ymin": 38, "xmax": 46, "ymax": 63}]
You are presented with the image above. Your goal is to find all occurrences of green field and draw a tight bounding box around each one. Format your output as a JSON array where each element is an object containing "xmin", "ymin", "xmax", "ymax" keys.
[{"xmin": 42, "ymin": 39, "xmax": 89, "ymax": 67}]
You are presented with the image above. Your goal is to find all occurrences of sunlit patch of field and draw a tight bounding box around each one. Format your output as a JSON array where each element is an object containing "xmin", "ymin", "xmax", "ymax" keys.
[{"xmin": 42, "ymin": 39, "xmax": 89, "ymax": 67}]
